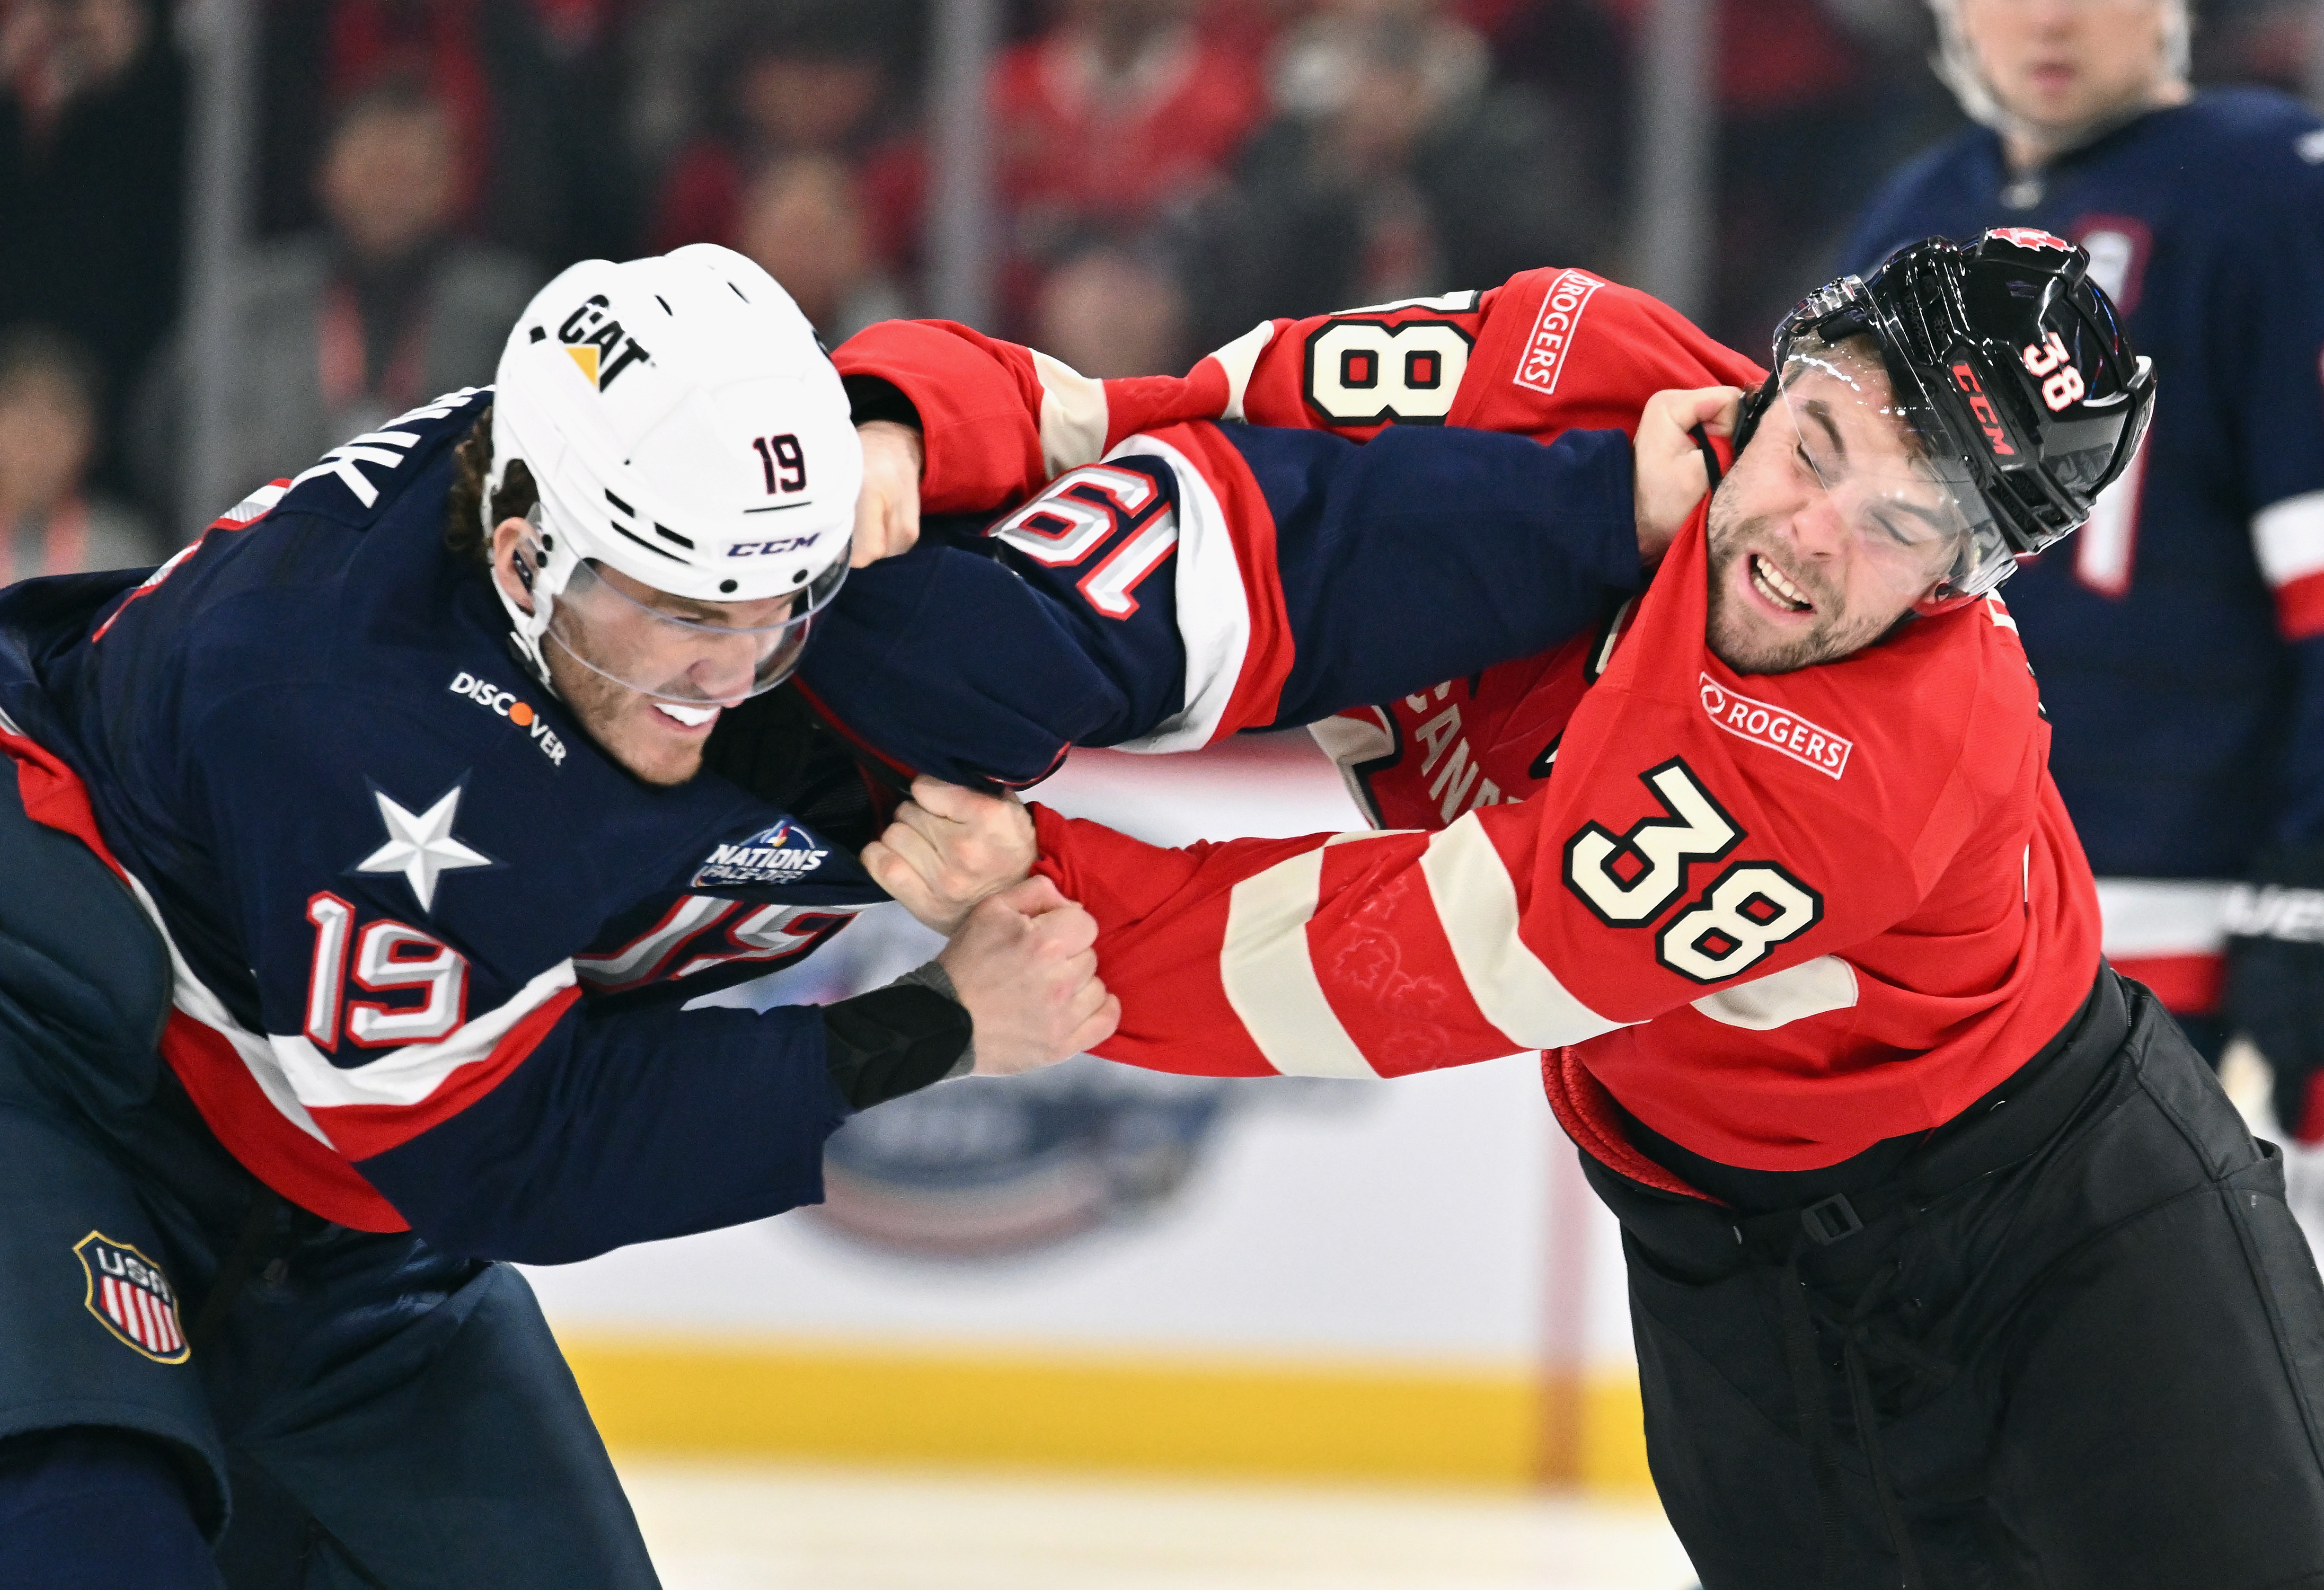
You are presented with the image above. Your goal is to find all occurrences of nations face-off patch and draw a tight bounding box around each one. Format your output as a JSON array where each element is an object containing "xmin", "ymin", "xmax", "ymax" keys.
[{"xmin": 74, "ymin": 1232, "xmax": 189, "ymax": 1363}]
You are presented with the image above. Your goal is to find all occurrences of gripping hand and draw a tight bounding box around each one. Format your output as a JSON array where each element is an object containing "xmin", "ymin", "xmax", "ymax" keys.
[{"xmin": 862, "ymin": 775, "xmax": 1038, "ymax": 936}]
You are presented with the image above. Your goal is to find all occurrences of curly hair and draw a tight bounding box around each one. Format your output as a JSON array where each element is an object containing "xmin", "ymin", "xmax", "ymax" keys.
[{"xmin": 443, "ymin": 406, "xmax": 539, "ymax": 567}]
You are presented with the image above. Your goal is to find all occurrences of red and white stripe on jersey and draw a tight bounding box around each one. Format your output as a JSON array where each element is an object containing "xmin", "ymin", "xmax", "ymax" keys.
[
  {"xmin": 1032, "ymin": 805, "xmax": 1637, "ymax": 1081},
  {"xmin": 98, "ymin": 1273, "xmax": 184, "ymax": 1357},
  {"xmin": 91, "ymin": 479, "xmax": 290, "ymax": 644},
  {"xmin": 2, "ymin": 720, "xmax": 578, "ymax": 1231},
  {"xmin": 2255, "ymin": 489, "xmax": 2324, "ymax": 639},
  {"xmin": 1197, "ymin": 319, "xmax": 1281, "ymax": 423},
  {"xmin": 835, "ymin": 319, "xmax": 1245, "ymax": 518},
  {"xmin": 2093, "ymin": 875, "xmax": 2231, "ymax": 1015}
]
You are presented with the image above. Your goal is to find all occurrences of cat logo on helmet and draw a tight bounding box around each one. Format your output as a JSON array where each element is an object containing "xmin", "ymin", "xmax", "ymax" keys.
[{"xmin": 553, "ymin": 294, "xmax": 653, "ymax": 392}]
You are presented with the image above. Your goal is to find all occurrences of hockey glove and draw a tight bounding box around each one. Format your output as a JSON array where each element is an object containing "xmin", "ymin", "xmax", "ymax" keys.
[{"xmin": 2226, "ymin": 843, "xmax": 2324, "ymax": 1142}]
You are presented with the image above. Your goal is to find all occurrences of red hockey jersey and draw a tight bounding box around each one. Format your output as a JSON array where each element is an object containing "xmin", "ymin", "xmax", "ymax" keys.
[
  {"xmin": 836, "ymin": 268, "xmax": 2102, "ymax": 1176},
  {"xmin": 1032, "ymin": 506, "xmax": 2104, "ymax": 1174}
]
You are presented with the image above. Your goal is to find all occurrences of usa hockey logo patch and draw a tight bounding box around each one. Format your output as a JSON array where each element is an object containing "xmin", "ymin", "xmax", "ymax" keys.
[
  {"xmin": 691, "ymin": 820, "xmax": 831, "ymax": 890},
  {"xmin": 74, "ymin": 1233, "xmax": 189, "ymax": 1363}
]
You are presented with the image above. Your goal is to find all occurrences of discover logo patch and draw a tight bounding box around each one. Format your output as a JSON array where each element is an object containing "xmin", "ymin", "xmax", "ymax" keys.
[{"xmin": 449, "ymin": 671, "xmax": 567, "ymax": 765}]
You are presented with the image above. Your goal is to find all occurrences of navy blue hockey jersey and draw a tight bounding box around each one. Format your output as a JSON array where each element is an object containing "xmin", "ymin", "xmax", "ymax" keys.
[
  {"xmin": 1843, "ymin": 89, "xmax": 2324, "ymax": 1017},
  {"xmin": 0, "ymin": 389, "xmax": 880, "ymax": 1262}
]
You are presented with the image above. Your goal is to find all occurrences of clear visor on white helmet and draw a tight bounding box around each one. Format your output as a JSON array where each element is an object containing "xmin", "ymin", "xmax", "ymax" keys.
[
  {"xmin": 523, "ymin": 502, "xmax": 846, "ymax": 705},
  {"xmin": 1775, "ymin": 328, "xmax": 2018, "ymax": 607}
]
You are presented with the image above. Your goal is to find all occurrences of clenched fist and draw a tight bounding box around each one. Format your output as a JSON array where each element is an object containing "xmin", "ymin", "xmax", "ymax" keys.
[
  {"xmin": 862, "ymin": 775, "xmax": 1037, "ymax": 936},
  {"xmin": 939, "ymin": 876, "xmax": 1119, "ymax": 1074}
]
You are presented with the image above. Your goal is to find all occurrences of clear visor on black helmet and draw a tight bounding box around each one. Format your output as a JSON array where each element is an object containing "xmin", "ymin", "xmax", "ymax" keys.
[
  {"xmin": 1773, "ymin": 313, "xmax": 2019, "ymax": 607},
  {"xmin": 527, "ymin": 504, "xmax": 847, "ymax": 706}
]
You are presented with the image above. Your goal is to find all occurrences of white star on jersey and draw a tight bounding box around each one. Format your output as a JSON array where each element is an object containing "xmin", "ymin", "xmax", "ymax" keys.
[{"xmin": 355, "ymin": 784, "xmax": 492, "ymax": 912}]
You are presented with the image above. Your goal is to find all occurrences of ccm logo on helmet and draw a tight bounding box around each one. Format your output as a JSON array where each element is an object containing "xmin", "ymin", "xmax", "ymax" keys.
[
  {"xmin": 449, "ymin": 670, "xmax": 568, "ymax": 765},
  {"xmin": 546, "ymin": 294, "xmax": 653, "ymax": 392},
  {"xmin": 1949, "ymin": 363, "xmax": 2019, "ymax": 456},
  {"xmin": 728, "ymin": 533, "xmax": 821, "ymax": 557}
]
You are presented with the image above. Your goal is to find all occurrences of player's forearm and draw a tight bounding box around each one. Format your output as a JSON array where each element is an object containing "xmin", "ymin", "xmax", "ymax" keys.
[
  {"xmin": 1257, "ymin": 424, "xmax": 1639, "ymax": 727},
  {"xmin": 836, "ymin": 320, "xmax": 1233, "ymax": 515},
  {"xmin": 1027, "ymin": 805, "xmax": 1607, "ymax": 1080},
  {"xmin": 349, "ymin": 995, "xmax": 966, "ymax": 1263}
]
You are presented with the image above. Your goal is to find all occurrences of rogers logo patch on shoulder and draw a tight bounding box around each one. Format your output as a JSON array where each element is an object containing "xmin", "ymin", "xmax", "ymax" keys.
[
  {"xmin": 1699, "ymin": 675, "xmax": 1852, "ymax": 779},
  {"xmin": 692, "ymin": 820, "xmax": 830, "ymax": 890},
  {"xmin": 1512, "ymin": 268, "xmax": 1606, "ymax": 395}
]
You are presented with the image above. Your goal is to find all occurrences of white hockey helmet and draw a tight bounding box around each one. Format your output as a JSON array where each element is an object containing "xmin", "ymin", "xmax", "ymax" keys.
[{"xmin": 485, "ymin": 243, "xmax": 862, "ymax": 704}]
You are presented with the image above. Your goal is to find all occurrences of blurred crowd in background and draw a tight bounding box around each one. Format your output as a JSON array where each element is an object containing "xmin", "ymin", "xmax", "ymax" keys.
[{"xmin": 2, "ymin": 0, "xmax": 2317, "ymax": 574}]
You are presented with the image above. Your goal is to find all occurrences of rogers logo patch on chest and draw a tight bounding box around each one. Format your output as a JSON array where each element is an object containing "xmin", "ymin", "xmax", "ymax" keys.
[
  {"xmin": 692, "ymin": 820, "xmax": 830, "ymax": 890},
  {"xmin": 75, "ymin": 1233, "xmax": 188, "ymax": 1363},
  {"xmin": 1699, "ymin": 675, "xmax": 1852, "ymax": 779}
]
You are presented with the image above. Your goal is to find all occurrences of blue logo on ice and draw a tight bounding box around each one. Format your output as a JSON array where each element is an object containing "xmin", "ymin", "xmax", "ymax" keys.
[{"xmin": 691, "ymin": 820, "xmax": 829, "ymax": 889}]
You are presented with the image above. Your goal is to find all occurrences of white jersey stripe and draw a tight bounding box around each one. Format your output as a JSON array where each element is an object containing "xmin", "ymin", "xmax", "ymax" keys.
[
  {"xmin": 1692, "ymin": 955, "xmax": 1861, "ymax": 1031},
  {"xmin": 1031, "ymin": 349, "xmax": 1110, "ymax": 479},
  {"xmin": 102, "ymin": 836, "xmax": 576, "ymax": 1136},
  {"xmin": 2093, "ymin": 877, "xmax": 2232, "ymax": 958},
  {"xmin": 267, "ymin": 959, "xmax": 578, "ymax": 1111},
  {"xmin": 97, "ymin": 860, "xmax": 339, "ymax": 1145},
  {"xmin": 1418, "ymin": 815, "xmax": 1630, "ymax": 1050},
  {"xmin": 2254, "ymin": 491, "xmax": 2324, "ymax": 589},
  {"xmin": 1221, "ymin": 835, "xmax": 1386, "ymax": 1079},
  {"xmin": 1108, "ymin": 432, "xmax": 1252, "ymax": 754},
  {"xmin": 1205, "ymin": 321, "xmax": 1278, "ymax": 423},
  {"xmin": 219, "ymin": 479, "xmax": 289, "ymax": 528}
]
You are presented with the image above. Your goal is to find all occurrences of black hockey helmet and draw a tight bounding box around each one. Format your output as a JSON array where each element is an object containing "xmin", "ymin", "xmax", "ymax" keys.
[{"xmin": 1739, "ymin": 228, "xmax": 2155, "ymax": 611}]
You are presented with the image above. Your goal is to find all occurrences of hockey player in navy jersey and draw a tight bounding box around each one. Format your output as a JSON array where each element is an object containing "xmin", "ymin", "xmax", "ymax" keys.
[
  {"xmin": 1840, "ymin": 0, "xmax": 2324, "ymax": 1136},
  {"xmin": 0, "ymin": 245, "xmax": 1128, "ymax": 1586}
]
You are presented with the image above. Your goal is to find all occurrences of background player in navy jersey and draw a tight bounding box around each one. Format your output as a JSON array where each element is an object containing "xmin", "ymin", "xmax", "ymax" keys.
[{"xmin": 1841, "ymin": 0, "xmax": 2324, "ymax": 1139}]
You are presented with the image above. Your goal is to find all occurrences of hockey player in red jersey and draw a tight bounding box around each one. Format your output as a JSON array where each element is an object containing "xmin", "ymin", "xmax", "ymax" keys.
[{"xmin": 858, "ymin": 236, "xmax": 2324, "ymax": 1586}]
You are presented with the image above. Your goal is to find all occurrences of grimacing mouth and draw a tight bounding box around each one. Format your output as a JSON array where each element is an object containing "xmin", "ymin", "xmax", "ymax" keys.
[{"xmin": 1748, "ymin": 551, "xmax": 1816, "ymax": 615}]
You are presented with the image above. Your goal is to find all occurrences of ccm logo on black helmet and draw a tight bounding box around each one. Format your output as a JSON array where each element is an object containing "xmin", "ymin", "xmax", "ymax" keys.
[{"xmin": 1948, "ymin": 363, "xmax": 2018, "ymax": 456}]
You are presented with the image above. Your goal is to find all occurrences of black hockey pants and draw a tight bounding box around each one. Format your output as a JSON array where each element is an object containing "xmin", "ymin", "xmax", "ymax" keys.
[{"xmin": 1586, "ymin": 967, "xmax": 2324, "ymax": 1590}]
